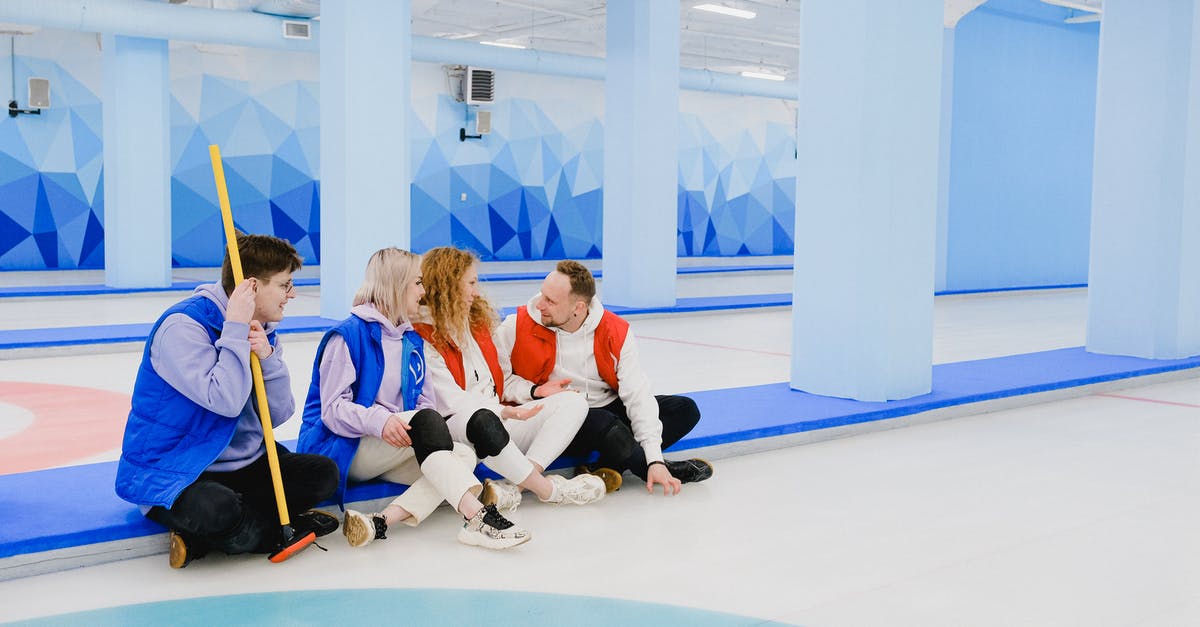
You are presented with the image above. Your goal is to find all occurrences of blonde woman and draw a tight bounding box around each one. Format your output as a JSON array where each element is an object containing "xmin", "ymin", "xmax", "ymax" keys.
[
  {"xmin": 298, "ymin": 247, "xmax": 529, "ymax": 550},
  {"xmin": 414, "ymin": 246, "xmax": 604, "ymax": 510}
]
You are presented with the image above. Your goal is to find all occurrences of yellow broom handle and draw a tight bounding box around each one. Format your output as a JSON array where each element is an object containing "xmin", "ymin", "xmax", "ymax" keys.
[{"xmin": 209, "ymin": 144, "xmax": 291, "ymax": 528}]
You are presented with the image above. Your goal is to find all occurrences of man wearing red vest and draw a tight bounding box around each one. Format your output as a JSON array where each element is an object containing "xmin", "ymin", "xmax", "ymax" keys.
[{"xmin": 495, "ymin": 260, "xmax": 713, "ymax": 495}]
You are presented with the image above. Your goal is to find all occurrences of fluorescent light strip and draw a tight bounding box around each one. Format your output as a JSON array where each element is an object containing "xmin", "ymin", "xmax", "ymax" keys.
[
  {"xmin": 741, "ymin": 71, "xmax": 785, "ymax": 81},
  {"xmin": 480, "ymin": 41, "xmax": 526, "ymax": 49},
  {"xmin": 1039, "ymin": 0, "xmax": 1102, "ymax": 14},
  {"xmin": 694, "ymin": 4, "xmax": 756, "ymax": 19}
]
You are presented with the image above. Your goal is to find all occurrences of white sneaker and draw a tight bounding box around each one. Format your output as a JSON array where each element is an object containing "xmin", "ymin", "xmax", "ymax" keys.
[
  {"xmin": 457, "ymin": 504, "xmax": 532, "ymax": 550},
  {"xmin": 343, "ymin": 510, "xmax": 387, "ymax": 548},
  {"xmin": 481, "ymin": 478, "xmax": 523, "ymax": 512},
  {"xmin": 540, "ymin": 473, "xmax": 606, "ymax": 505}
]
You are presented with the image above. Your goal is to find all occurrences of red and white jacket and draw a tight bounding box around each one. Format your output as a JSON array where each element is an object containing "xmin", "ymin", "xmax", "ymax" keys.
[
  {"xmin": 495, "ymin": 295, "xmax": 664, "ymax": 464},
  {"xmin": 412, "ymin": 313, "xmax": 508, "ymax": 420}
]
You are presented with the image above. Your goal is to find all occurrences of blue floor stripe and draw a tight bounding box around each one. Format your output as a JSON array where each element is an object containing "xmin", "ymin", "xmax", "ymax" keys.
[
  {"xmin": 0, "ymin": 295, "xmax": 794, "ymax": 350},
  {"xmin": 0, "ymin": 265, "xmax": 789, "ymax": 297},
  {"xmin": 2, "ymin": 345, "xmax": 1197, "ymax": 560}
]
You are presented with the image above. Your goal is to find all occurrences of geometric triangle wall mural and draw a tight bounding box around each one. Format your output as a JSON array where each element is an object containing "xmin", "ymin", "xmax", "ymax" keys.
[{"xmin": 1, "ymin": 53, "xmax": 797, "ymax": 270}]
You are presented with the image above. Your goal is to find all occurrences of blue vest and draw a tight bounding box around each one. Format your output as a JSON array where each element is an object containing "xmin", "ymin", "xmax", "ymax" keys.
[
  {"xmin": 114, "ymin": 295, "xmax": 277, "ymax": 508},
  {"xmin": 297, "ymin": 315, "xmax": 425, "ymax": 505}
]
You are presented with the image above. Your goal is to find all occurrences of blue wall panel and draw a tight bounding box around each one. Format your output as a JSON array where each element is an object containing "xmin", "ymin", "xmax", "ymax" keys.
[{"xmin": 946, "ymin": 0, "xmax": 1100, "ymax": 290}]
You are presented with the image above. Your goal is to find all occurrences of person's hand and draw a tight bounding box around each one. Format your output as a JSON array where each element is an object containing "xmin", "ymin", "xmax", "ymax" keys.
[
  {"xmin": 226, "ymin": 279, "xmax": 256, "ymax": 324},
  {"xmin": 646, "ymin": 462, "xmax": 681, "ymax": 496},
  {"xmin": 534, "ymin": 378, "xmax": 572, "ymax": 397},
  {"xmin": 381, "ymin": 414, "xmax": 412, "ymax": 448},
  {"xmin": 501, "ymin": 404, "xmax": 544, "ymax": 421},
  {"xmin": 248, "ymin": 320, "xmax": 273, "ymax": 359}
]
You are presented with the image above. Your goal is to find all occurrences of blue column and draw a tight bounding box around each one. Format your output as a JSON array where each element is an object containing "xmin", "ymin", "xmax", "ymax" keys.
[
  {"xmin": 1087, "ymin": 0, "xmax": 1200, "ymax": 359},
  {"xmin": 791, "ymin": 1, "xmax": 944, "ymax": 401},
  {"xmin": 602, "ymin": 0, "xmax": 678, "ymax": 307},
  {"xmin": 102, "ymin": 35, "xmax": 170, "ymax": 288},
  {"xmin": 935, "ymin": 28, "xmax": 956, "ymax": 293},
  {"xmin": 319, "ymin": 0, "xmax": 412, "ymax": 319}
]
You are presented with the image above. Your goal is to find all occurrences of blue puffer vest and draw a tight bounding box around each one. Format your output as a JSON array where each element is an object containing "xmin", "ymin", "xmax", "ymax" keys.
[
  {"xmin": 297, "ymin": 314, "xmax": 425, "ymax": 506},
  {"xmin": 114, "ymin": 295, "xmax": 275, "ymax": 508}
]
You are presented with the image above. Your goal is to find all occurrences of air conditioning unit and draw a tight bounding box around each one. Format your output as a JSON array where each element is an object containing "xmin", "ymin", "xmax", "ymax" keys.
[{"xmin": 463, "ymin": 67, "xmax": 494, "ymax": 105}]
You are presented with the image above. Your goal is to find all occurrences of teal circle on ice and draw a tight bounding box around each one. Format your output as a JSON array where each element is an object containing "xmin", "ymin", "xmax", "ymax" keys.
[{"xmin": 17, "ymin": 588, "xmax": 796, "ymax": 626}]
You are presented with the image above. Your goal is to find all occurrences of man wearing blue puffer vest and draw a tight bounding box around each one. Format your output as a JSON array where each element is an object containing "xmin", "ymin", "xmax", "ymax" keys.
[{"xmin": 115, "ymin": 234, "xmax": 339, "ymax": 568}]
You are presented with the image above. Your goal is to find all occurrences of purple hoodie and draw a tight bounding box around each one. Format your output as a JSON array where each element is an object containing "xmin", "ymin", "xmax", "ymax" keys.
[
  {"xmin": 317, "ymin": 303, "xmax": 438, "ymax": 438},
  {"xmin": 149, "ymin": 283, "xmax": 294, "ymax": 472}
]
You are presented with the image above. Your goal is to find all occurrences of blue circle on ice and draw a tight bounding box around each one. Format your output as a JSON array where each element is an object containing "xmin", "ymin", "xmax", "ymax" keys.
[{"xmin": 17, "ymin": 588, "xmax": 797, "ymax": 626}]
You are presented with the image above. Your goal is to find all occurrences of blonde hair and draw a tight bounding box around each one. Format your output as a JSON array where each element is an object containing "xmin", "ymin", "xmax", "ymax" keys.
[
  {"xmin": 420, "ymin": 246, "xmax": 498, "ymax": 348},
  {"xmin": 353, "ymin": 247, "xmax": 421, "ymax": 325}
]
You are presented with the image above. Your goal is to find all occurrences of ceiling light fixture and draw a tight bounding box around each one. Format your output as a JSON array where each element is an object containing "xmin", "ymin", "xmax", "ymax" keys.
[
  {"xmin": 480, "ymin": 40, "xmax": 527, "ymax": 49},
  {"xmin": 1039, "ymin": 0, "xmax": 1102, "ymax": 14},
  {"xmin": 694, "ymin": 4, "xmax": 757, "ymax": 20},
  {"xmin": 741, "ymin": 71, "xmax": 785, "ymax": 81}
]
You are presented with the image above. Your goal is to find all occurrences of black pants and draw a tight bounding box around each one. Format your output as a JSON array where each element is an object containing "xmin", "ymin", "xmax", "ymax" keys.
[
  {"xmin": 561, "ymin": 395, "xmax": 701, "ymax": 480},
  {"xmin": 147, "ymin": 443, "xmax": 338, "ymax": 555}
]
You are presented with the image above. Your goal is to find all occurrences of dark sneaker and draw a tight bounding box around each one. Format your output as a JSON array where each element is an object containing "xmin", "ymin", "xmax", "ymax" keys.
[
  {"xmin": 168, "ymin": 530, "xmax": 202, "ymax": 569},
  {"xmin": 293, "ymin": 509, "xmax": 339, "ymax": 538},
  {"xmin": 343, "ymin": 510, "xmax": 387, "ymax": 548},
  {"xmin": 666, "ymin": 459, "xmax": 714, "ymax": 484},
  {"xmin": 575, "ymin": 465, "xmax": 623, "ymax": 493},
  {"xmin": 457, "ymin": 504, "xmax": 531, "ymax": 550}
]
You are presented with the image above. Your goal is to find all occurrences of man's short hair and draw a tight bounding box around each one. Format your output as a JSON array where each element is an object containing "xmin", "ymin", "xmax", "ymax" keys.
[
  {"xmin": 220, "ymin": 233, "xmax": 303, "ymax": 295},
  {"xmin": 555, "ymin": 260, "xmax": 596, "ymax": 302}
]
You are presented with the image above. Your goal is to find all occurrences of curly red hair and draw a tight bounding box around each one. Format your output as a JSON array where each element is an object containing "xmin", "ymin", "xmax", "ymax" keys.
[{"xmin": 420, "ymin": 247, "xmax": 498, "ymax": 349}]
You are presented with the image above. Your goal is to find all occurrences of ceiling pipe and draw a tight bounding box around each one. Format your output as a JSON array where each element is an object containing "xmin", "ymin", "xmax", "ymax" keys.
[
  {"xmin": 0, "ymin": 0, "xmax": 318, "ymax": 51},
  {"xmin": 0, "ymin": 0, "xmax": 798, "ymax": 99}
]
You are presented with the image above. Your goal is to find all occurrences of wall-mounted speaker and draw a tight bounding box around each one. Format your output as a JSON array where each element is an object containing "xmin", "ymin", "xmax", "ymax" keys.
[
  {"xmin": 476, "ymin": 110, "xmax": 491, "ymax": 135},
  {"xmin": 28, "ymin": 78, "xmax": 49, "ymax": 109}
]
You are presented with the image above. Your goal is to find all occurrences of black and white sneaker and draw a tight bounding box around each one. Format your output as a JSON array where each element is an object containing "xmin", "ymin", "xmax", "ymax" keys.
[
  {"xmin": 457, "ymin": 504, "xmax": 531, "ymax": 550},
  {"xmin": 666, "ymin": 459, "xmax": 714, "ymax": 484},
  {"xmin": 343, "ymin": 510, "xmax": 387, "ymax": 548}
]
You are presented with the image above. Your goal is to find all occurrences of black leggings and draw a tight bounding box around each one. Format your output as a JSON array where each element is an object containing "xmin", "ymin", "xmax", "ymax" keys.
[
  {"xmin": 561, "ymin": 395, "xmax": 701, "ymax": 480},
  {"xmin": 146, "ymin": 443, "xmax": 337, "ymax": 555}
]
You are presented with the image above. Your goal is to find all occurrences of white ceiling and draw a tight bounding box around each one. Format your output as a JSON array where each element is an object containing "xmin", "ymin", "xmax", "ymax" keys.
[{"xmin": 173, "ymin": 0, "xmax": 1105, "ymax": 80}]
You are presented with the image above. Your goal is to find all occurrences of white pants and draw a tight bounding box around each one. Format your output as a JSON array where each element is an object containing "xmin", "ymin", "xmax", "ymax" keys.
[
  {"xmin": 348, "ymin": 438, "xmax": 480, "ymax": 526},
  {"xmin": 446, "ymin": 391, "xmax": 588, "ymax": 483}
]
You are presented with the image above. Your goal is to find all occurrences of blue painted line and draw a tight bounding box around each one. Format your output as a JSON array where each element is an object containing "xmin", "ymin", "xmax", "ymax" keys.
[
  {"xmin": 0, "ymin": 277, "xmax": 323, "ymax": 298},
  {"xmin": 0, "ymin": 297, "xmax": 792, "ymax": 350},
  {"xmin": 935, "ymin": 283, "xmax": 1087, "ymax": 296},
  {"xmin": 0, "ymin": 316, "xmax": 343, "ymax": 350},
  {"xmin": 1, "ymin": 264, "xmax": 795, "ymax": 296}
]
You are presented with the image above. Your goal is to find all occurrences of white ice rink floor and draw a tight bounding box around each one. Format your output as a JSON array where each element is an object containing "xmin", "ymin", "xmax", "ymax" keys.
[{"xmin": 1, "ymin": 266, "xmax": 1197, "ymax": 625}]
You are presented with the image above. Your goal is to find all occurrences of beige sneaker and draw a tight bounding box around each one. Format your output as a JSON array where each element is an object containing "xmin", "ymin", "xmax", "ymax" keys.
[
  {"xmin": 576, "ymin": 465, "xmax": 623, "ymax": 493},
  {"xmin": 343, "ymin": 510, "xmax": 387, "ymax": 548},
  {"xmin": 481, "ymin": 478, "xmax": 523, "ymax": 512},
  {"xmin": 540, "ymin": 473, "xmax": 606, "ymax": 505}
]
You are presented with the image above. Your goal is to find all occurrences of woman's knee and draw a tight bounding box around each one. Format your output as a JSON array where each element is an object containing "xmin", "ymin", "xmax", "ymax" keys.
[
  {"xmin": 409, "ymin": 408, "xmax": 453, "ymax": 463},
  {"xmin": 465, "ymin": 408, "xmax": 510, "ymax": 457}
]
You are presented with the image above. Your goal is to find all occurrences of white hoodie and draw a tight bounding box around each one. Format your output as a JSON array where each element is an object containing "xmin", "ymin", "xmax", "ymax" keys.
[{"xmin": 494, "ymin": 295, "xmax": 664, "ymax": 464}]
